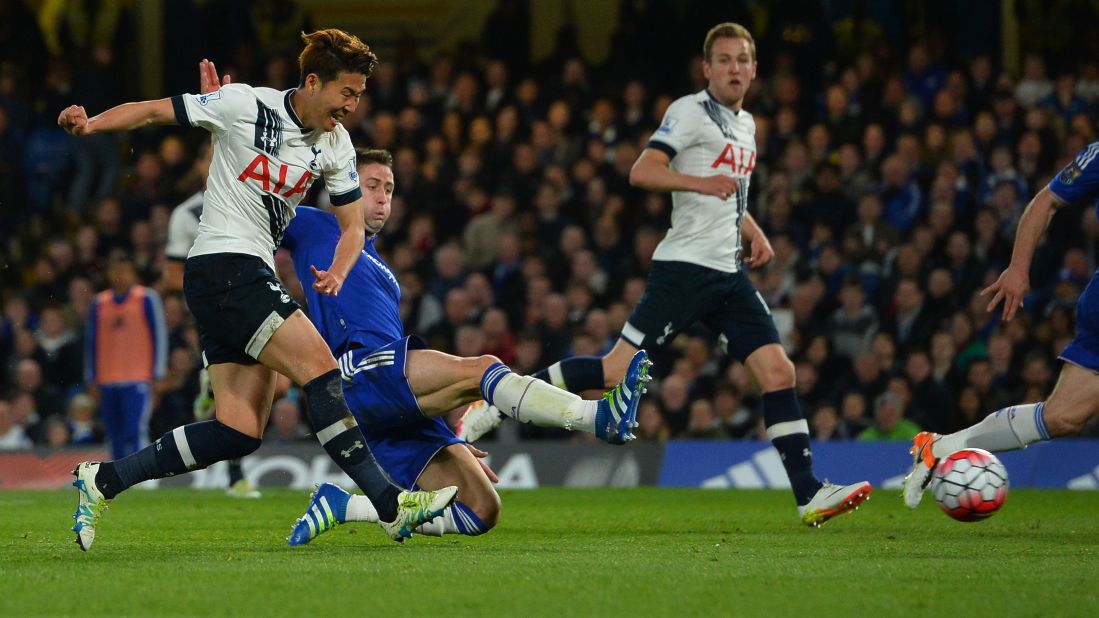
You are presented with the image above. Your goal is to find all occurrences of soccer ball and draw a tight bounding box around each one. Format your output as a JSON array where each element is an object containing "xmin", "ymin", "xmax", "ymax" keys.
[{"xmin": 930, "ymin": 448, "xmax": 1008, "ymax": 522}]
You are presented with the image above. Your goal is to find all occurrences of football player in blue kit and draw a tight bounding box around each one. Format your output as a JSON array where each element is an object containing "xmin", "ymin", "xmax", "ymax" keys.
[
  {"xmin": 280, "ymin": 149, "xmax": 651, "ymax": 543},
  {"xmin": 904, "ymin": 142, "xmax": 1099, "ymax": 508}
]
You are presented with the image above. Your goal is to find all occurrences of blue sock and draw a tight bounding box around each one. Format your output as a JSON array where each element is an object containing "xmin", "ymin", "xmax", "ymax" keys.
[
  {"xmin": 479, "ymin": 362, "xmax": 512, "ymax": 406},
  {"xmin": 303, "ymin": 369, "xmax": 401, "ymax": 522},
  {"xmin": 450, "ymin": 501, "xmax": 488, "ymax": 536},
  {"xmin": 96, "ymin": 420, "xmax": 261, "ymax": 499},
  {"xmin": 762, "ymin": 388, "xmax": 822, "ymax": 506},
  {"xmin": 532, "ymin": 357, "xmax": 605, "ymax": 391}
]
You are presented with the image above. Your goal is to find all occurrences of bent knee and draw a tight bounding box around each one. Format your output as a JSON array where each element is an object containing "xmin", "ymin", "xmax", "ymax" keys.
[
  {"xmin": 464, "ymin": 487, "xmax": 501, "ymax": 530},
  {"xmin": 759, "ymin": 357, "xmax": 796, "ymax": 391},
  {"xmin": 477, "ymin": 354, "xmax": 503, "ymax": 371}
]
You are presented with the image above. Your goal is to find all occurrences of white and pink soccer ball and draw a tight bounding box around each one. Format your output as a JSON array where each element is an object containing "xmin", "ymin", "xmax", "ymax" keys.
[{"xmin": 930, "ymin": 448, "xmax": 1009, "ymax": 522}]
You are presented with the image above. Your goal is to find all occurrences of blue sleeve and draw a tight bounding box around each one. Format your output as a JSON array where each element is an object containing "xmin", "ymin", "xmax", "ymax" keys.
[
  {"xmin": 1048, "ymin": 143, "xmax": 1099, "ymax": 204},
  {"xmin": 143, "ymin": 289, "xmax": 169, "ymax": 380},
  {"xmin": 84, "ymin": 299, "xmax": 98, "ymax": 384}
]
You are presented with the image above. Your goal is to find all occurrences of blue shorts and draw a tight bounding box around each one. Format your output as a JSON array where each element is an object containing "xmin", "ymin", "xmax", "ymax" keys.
[
  {"xmin": 339, "ymin": 335, "xmax": 464, "ymax": 490},
  {"xmin": 1061, "ymin": 273, "xmax": 1099, "ymax": 372}
]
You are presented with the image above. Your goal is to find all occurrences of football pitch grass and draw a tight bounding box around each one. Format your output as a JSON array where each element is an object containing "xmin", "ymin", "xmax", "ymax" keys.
[{"xmin": 2, "ymin": 488, "xmax": 1098, "ymax": 617}]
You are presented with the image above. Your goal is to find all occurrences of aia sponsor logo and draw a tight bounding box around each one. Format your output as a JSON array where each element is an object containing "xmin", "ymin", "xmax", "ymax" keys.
[
  {"xmin": 710, "ymin": 143, "xmax": 756, "ymax": 176},
  {"xmin": 237, "ymin": 153, "xmax": 314, "ymax": 199}
]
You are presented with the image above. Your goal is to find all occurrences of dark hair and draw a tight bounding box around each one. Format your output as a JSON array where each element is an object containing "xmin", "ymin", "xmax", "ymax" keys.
[
  {"xmin": 298, "ymin": 29, "xmax": 378, "ymax": 86},
  {"xmin": 355, "ymin": 148, "xmax": 393, "ymax": 168},
  {"xmin": 107, "ymin": 248, "xmax": 132, "ymax": 266}
]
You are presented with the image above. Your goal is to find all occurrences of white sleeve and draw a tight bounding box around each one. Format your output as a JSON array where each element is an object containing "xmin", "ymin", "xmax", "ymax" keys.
[
  {"xmin": 171, "ymin": 83, "xmax": 254, "ymax": 135},
  {"xmin": 647, "ymin": 97, "xmax": 700, "ymax": 159},
  {"xmin": 324, "ymin": 129, "xmax": 362, "ymax": 206},
  {"xmin": 165, "ymin": 202, "xmax": 200, "ymax": 260}
]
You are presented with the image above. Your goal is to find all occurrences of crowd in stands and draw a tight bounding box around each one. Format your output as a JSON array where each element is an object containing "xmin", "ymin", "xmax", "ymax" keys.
[{"xmin": 3, "ymin": 0, "xmax": 1099, "ymax": 451}]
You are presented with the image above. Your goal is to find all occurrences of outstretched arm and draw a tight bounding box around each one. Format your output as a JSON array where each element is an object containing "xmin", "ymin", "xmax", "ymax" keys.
[
  {"xmin": 981, "ymin": 186, "xmax": 1064, "ymax": 321},
  {"xmin": 58, "ymin": 99, "xmax": 176, "ymax": 136}
]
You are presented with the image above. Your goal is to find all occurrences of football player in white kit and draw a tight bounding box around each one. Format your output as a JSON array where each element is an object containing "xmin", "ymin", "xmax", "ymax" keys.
[
  {"xmin": 473, "ymin": 22, "xmax": 872, "ymax": 526},
  {"xmin": 163, "ymin": 140, "xmax": 267, "ymax": 499},
  {"xmin": 59, "ymin": 29, "xmax": 455, "ymax": 551}
]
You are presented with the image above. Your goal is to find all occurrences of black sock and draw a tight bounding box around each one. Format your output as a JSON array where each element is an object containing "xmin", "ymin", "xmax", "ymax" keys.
[
  {"xmin": 762, "ymin": 388, "xmax": 822, "ymax": 506},
  {"xmin": 228, "ymin": 459, "xmax": 245, "ymax": 486},
  {"xmin": 303, "ymin": 369, "xmax": 400, "ymax": 521},
  {"xmin": 96, "ymin": 421, "xmax": 261, "ymax": 500},
  {"xmin": 532, "ymin": 356, "xmax": 605, "ymax": 391}
]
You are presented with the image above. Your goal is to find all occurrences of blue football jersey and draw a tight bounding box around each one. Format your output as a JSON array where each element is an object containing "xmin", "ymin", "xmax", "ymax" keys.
[
  {"xmin": 1048, "ymin": 142, "xmax": 1099, "ymax": 211},
  {"xmin": 281, "ymin": 206, "xmax": 404, "ymax": 354}
]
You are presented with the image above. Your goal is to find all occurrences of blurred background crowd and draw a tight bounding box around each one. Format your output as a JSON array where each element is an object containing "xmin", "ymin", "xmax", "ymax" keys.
[{"xmin": 3, "ymin": 0, "xmax": 1099, "ymax": 452}]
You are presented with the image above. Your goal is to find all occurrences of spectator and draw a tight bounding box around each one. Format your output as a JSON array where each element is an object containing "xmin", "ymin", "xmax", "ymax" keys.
[
  {"xmin": 265, "ymin": 397, "xmax": 308, "ymax": 444},
  {"xmin": 85, "ymin": 250, "xmax": 166, "ymax": 459},
  {"xmin": 679, "ymin": 399, "xmax": 728, "ymax": 439},
  {"xmin": 0, "ymin": 399, "xmax": 31, "ymax": 450},
  {"xmin": 857, "ymin": 391, "xmax": 922, "ymax": 441},
  {"xmin": 635, "ymin": 400, "xmax": 670, "ymax": 442}
]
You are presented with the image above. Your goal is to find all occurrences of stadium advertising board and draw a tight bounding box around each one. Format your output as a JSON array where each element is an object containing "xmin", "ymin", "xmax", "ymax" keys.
[
  {"xmin": 657, "ymin": 440, "xmax": 1099, "ymax": 490},
  {"xmin": 5, "ymin": 441, "xmax": 1099, "ymax": 490}
]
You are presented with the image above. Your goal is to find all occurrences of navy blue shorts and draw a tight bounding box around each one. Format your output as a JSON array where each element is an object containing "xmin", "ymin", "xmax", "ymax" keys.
[
  {"xmin": 340, "ymin": 335, "xmax": 463, "ymax": 490},
  {"xmin": 622, "ymin": 261, "xmax": 781, "ymax": 362},
  {"xmin": 1061, "ymin": 273, "xmax": 1099, "ymax": 372},
  {"xmin": 184, "ymin": 253, "xmax": 301, "ymax": 366}
]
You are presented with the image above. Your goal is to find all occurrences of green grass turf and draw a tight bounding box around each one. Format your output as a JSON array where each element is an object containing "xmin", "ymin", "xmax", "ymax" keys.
[{"xmin": 1, "ymin": 488, "xmax": 1098, "ymax": 617}]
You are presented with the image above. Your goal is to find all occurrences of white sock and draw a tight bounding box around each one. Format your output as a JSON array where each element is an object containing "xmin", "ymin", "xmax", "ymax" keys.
[
  {"xmin": 933, "ymin": 402, "xmax": 1051, "ymax": 458},
  {"xmin": 415, "ymin": 509, "xmax": 458, "ymax": 536},
  {"xmin": 414, "ymin": 502, "xmax": 488, "ymax": 536},
  {"xmin": 483, "ymin": 367, "xmax": 597, "ymax": 433},
  {"xmin": 345, "ymin": 494, "xmax": 379, "ymax": 523}
]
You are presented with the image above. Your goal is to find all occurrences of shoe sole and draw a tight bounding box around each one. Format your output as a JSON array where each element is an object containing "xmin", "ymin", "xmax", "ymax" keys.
[
  {"xmin": 803, "ymin": 484, "xmax": 872, "ymax": 528},
  {"xmin": 72, "ymin": 465, "xmax": 94, "ymax": 552}
]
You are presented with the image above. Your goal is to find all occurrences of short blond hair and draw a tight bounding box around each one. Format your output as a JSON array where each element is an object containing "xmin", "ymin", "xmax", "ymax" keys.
[{"xmin": 703, "ymin": 22, "xmax": 756, "ymax": 62}]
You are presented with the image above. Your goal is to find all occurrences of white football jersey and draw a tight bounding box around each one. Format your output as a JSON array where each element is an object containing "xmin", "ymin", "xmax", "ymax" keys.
[
  {"xmin": 647, "ymin": 90, "xmax": 757, "ymax": 273},
  {"xmin": 165, "ymin": 191, "xmax": 203, "ymax": 261},
  {"xmin": 171, "ymin": 83, "xmax": 362, "ymax": 269}
]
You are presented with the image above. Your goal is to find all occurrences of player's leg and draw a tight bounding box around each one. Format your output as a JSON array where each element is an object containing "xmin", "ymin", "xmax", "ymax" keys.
[
  {"xmin": 743, "ymin": 343, "xmax": 821, "ymax": 501},
  {"xmin": 903, "ymin": 363, "xmax": 1099, "ymax": 508},
  {"xmin": 718, "ymin": 272, "xmax": 870, "ymax": 525},
  {"xmin": 412, "ymin": 444, "xmax": 500, "ymax": 536},
  {"xmin": 194, "ymin": 367, "xmax": 258, "ymax": 498},
  {"xmin": 459, "ymin": 337, "xmax": 645, "ymax": 442},
  {"xmin": 183, "ymin": 252, "xmax": 449, "ymax": 534},
  {"xmin": 72, "ymin": 361, "xmax": 271, "ymax": 551},
  {"xmin": 257, "ymin": 310, "xmax": 413, "ymax": 525},
  {"xmin": 408, "ymin": 346, "xmax": 650, "ymax": 443},
  {"xmin": 288, "ymin": 415, "xmax": 466, "ymax": 545},
  {"xmin": 531, "ymin": 262, "xmax": 701, "ymax": 392},
  {"xmin": 905, "ymin": 290, "xmax": 1099, "ymax": 508}
]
